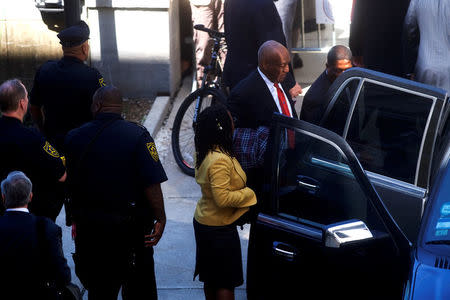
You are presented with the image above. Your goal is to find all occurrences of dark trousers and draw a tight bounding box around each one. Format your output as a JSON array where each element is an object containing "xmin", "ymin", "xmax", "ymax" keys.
[
  {"xmin": 87, "ymin": 246, "xmax": 157, "ymax": 300},
  {"xmin": 74, "ymin": 223, "xmax": 157, "ymax": 300}
]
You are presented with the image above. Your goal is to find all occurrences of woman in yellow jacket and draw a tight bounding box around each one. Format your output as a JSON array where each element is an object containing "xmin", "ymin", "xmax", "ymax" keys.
[{"xmin": 193, "ymin": 105, "xmax": 257, "ymax": 300}]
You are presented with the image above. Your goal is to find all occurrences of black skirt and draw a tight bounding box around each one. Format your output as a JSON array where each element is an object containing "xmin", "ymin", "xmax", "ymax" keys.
[{"xmin": 193, "ymin": 218, "xmax": 244, "ymax": 289}]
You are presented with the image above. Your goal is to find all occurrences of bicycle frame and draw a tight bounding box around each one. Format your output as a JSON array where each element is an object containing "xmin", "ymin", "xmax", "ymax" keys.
[{"xmin": 193, "ymin": 30, "xmax": 223, "ymax": 125}]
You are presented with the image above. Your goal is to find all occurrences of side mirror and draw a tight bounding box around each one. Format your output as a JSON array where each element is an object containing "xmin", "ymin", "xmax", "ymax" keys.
[{"xmin": 325, "ymin": 220, "xmax": 373, "ymax": 248}]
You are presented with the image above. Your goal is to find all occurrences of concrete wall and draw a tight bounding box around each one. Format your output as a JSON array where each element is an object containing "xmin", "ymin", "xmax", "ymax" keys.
[
  {"xmin": 0, "ymin": 0, "xmax": 62, "ymax": 89},
  {"xmin": 0, "ymin": 0, "xmax": 181, "ymax": 98},
  {"xmin": 86, "ymin": 0, "xmax": 181, "ymax": 98}
]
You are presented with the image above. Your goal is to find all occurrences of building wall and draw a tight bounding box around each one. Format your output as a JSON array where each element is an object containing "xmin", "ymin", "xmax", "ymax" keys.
[
  {"xmin": 0, "ymin": 0, "xmax": 62, "ymax": 90},
  {"xmin": 0, "ymin": 0, "xmax": 181, "ymax": 98},
  {"xmin": 86, "ymin": 0, "xmax": 181, "ymax": 98}
]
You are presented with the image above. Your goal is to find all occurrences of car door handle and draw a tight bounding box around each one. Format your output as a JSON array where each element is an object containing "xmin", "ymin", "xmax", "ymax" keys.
[
  {"xmin": 273, "ymin": 242, "xmax": 297, "ymax": 261},
  {"xmin": 297, "ymin": 180, "xmax": 318, "ymax": 190},
  {"xmin": 296, "ymin": 175, "xmax": 320, "ymax": 192}
]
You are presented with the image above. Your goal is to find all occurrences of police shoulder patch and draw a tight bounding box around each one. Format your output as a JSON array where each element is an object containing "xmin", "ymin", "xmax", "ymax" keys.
[
  {"xmin": 43, "ymin": 141, "xmax": 60, "ymax": 158},
  {"xmin": 146, "ymin": 142, "xmax": 159, "ymax": 162},
  {"xmin": 99, "ymin": 77, "xmax": 106, "ymax": 87}
]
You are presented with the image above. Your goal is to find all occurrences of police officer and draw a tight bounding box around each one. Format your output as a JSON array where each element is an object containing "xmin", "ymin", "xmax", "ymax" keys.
[
  {"xmin": 30, "ymin": 20, "xmax": 106, "ymax": 152},
  {"xmin": 0, "ymin": 79, "xmax": 67, "ymax": 220},
  {"xmin": 64, "ymin": 86, "xmax": 167, "ymax": 300}
]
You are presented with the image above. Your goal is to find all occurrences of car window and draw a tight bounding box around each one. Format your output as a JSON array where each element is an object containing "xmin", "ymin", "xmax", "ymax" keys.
[
  {"xmin": 276, "ymin": 125, "xmax": 387, "ymax": 234},
  {"xmin": 323, "ymin": 78, "xmax": 360, "ymax": 136},
  {"xmin": 346, "ymin": 81, "xmax": 434, "ymax": 184}
]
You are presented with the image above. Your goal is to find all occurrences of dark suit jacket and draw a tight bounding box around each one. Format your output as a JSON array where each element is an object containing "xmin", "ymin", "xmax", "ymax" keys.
[
  {"xmin": 349, "ymin": 0, "xmax": 411, "ymax": 77},
  {"xmin": 227, "ymin": 70, "xmax": 298, "ymax": 129},
  {"xmin": 0, "ymin": 211, "xmax": 70, "ymax": 299},
  {"xmin": 223, "ymin": 0, "xmax": 296, "ymax": 90},
  {"xmin": 300, "ymin": 70, "xmax": 332, "ymax": 125}
]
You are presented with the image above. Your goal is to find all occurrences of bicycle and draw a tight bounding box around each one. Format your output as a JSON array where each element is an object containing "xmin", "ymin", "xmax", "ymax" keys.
[{"xmin": 171, "ymin": 24, "xmax": 228, "ymax": 177}]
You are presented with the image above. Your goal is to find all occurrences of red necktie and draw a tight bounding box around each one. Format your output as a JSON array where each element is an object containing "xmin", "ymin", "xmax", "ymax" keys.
[{"xmin": 274, "ymin": 83, "xmax": 295, "ymax": 148}]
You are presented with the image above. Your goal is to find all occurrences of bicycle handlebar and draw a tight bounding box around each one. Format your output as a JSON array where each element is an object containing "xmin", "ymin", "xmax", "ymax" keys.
[{"xmin": 194, "ymin": 24, "xmax": 225, "ymax": 39}]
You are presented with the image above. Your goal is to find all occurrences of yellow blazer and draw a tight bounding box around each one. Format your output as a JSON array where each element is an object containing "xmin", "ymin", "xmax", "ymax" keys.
[{"xmin": 194, "ymin": 150, "xmax": 257, "ymax": 226}]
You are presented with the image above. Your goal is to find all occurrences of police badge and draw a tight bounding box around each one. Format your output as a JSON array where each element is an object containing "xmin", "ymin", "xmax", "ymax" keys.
[
  {"xmin": 146, "ymin": 142, "xmax": 159, "ymax": 162},
  {"xmin": 43, "ymin": 141, "xmax": 60, "ymax": 158}
]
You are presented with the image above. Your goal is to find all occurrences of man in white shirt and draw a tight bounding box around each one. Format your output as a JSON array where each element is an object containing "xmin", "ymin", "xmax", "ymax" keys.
[
  {"xmin": 227, "ymin": 40, "xmax": 298, "ymax": 129},
  {"xmin": 0, "ymin": 171, "xmax": 71, "ymax": 300},
  {"xmin": 227, "ymin": 40, "xmax": 298, "ymax": 200}
]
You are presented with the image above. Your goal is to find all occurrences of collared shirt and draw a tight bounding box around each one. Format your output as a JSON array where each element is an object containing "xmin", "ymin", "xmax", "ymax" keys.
[
  {"xmin": 233, "ymin": 126, "xmax": 269, "ymax": 170},
  {"xmin": 257, "ymin": 67, "xmax": 293, "ymax": 117},
  {"xmin": 6, "ymin": 208, "xmax": 29, "ymax": 213}
]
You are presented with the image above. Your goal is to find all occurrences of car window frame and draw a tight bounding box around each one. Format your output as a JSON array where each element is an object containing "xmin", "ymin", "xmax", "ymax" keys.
[{"xmin": 320, "ymin": 68, "xmax": 447, "ymax": 189}]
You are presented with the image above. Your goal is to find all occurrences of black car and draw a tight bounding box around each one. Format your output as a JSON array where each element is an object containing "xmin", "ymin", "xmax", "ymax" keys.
[{"xmin": 247, "ymin": 68, "xmax": 449, "ymax": 299}]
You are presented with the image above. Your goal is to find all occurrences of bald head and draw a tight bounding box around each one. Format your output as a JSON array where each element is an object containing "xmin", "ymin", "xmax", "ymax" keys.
[
  {"xmin": 258, "ymin": 41, "xmax": 290, "ymax": 83},
  {"xmin": 326, "ymin": 45, "xmax": 353, "ymax": 82},
  {"xmin": 327, "ymin": 45, "xmax": 352, "ymax": 65},
  {"xmin": 62, "ymin": 41, "xmax": 90, "ymax": 62},
  {"xmin": 91, "ymin": 85, "xmax": 123, "ymax": 116}
]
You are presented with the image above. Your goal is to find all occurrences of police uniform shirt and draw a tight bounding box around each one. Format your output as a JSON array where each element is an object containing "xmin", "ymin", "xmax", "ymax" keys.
[
  {"xmin": 64, "ymin": 113, "xmax": 168, "ymax": 218},
  {"xmin": 30, "ymin": 56, "xmax": 106, "ymax": 147},
  {"xmin": 0, "ymin": 116, "xmax": 66, "ymax": 213}
]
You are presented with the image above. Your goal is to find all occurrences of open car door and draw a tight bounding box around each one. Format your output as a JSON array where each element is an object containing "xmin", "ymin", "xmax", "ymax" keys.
[{"xmin": 247, "ymin": 114, "xmax": 411, "ymax": 300}]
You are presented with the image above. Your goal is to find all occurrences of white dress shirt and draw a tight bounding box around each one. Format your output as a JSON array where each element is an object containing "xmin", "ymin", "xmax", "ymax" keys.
[
  {"xmin": 6, "ymin": 208, "xmax": 29, "ymax": 213},
  {"xmin": 258, "ymin": 67, "xmax": 293, "ymax": 117}
]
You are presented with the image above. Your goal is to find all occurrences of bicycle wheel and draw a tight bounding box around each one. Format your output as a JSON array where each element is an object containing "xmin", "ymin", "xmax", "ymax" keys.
[{"xmin": 172, "ymin": 87, "xmax": 227, "ymax": 177}]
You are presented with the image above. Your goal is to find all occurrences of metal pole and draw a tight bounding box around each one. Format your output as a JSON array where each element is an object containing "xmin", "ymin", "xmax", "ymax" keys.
[
  {"xmin": 332, "ymin": 24, "xmax": 336, "ymax": 46},
  {"xmin": 301, "ymin": 0, "xmax": 305, "ymax": 48},
  {"xmin": 64, "ymin": 0, "xmax": 81, "ymax": 28},
  {"xmin": 317, "ymin": 23, "xmax": 321, "ymax": 48}
]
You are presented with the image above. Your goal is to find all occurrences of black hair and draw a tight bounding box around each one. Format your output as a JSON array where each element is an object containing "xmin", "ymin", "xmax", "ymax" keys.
[
  {"xmin": 194, "ymin": 104, "xmax": 234, "ymax": 169},
  {"xmin": 0, "ymin": 79, "xmax": 26, "ymax": 113},
  {"xmin": 327, "ymin": 45, "xmax": 352, "ymax": 66}
]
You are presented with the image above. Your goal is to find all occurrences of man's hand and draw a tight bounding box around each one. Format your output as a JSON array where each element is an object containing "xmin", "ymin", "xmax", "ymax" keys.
[
  {"xmin": 144, "ymin": 220, "xmax": 166, "ymax": 247},
  {"xmin": 144, "ymin": 183, "xmax": 166, "ymax": 247},
  {"xmin": 289, "ymin": 82, "xmax": 303, "ymax": 98}
]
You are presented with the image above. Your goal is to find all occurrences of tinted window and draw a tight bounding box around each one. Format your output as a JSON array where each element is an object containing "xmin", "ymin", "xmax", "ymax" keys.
[
  {"xmin": 276, "ymin": 126, "xmax": 385, "ymax": 233},
  {"xmin": 346, "ymin": 81, "xmax": 433, "ymax": 184},
  {"xmin": 323, "ymin": 78, "xmax": 360, "ymax": 136}
]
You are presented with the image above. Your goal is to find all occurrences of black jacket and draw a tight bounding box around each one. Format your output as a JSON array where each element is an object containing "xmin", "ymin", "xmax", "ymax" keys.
[
  {"xmin": 0, "ymin": 211, "xmax": 71, "ymax": 299},
  {"xmin": 349, "ymin": 0, "xmax": 411, "ymax": 77},
  {"xmin": 300, "ymin": 70, "xmax": 332, "ymax": 125},
  {"xmin": 227, "ymin": 70, "xmax": 297, "ymax": 129}
]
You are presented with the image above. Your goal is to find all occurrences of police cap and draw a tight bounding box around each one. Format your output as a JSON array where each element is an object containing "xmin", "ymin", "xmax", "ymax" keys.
[{"xmin": 57, "ymin": 20, "xmax": 90, "ymax": 47}]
